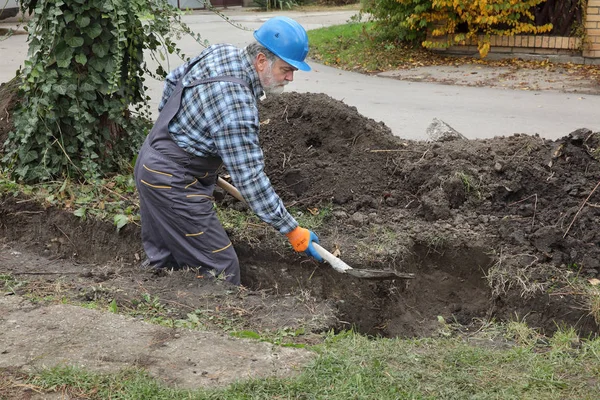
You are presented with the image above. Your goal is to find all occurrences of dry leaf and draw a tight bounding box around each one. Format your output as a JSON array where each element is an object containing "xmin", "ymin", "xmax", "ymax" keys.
[
  {"xmin": 589, "ymin": 278, "xmax": 600, "ymax": 286},
  {"xmin": 308, "ymin": 207, "xmax": 319, "ymax": 216},
  {"xmin": 332, "ymin": 244, "xmax": 341, "ymax": 258}
]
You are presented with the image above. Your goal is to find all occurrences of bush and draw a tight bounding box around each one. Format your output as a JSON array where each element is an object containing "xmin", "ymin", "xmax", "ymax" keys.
[{"xmin": 360, "ymin": 0, "xmax": 430, "ymax": 43}]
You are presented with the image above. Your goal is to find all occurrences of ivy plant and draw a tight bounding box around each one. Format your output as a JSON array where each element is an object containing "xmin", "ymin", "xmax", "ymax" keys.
[{"xmin": 3, "ymin": 0, "xmax": 204, "ymax": 182}]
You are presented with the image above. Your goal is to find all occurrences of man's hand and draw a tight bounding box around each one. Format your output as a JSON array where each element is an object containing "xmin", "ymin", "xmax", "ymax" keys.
[{"xmin": 286, "ymin": 226, "xmax": 323, "ymax": 262}]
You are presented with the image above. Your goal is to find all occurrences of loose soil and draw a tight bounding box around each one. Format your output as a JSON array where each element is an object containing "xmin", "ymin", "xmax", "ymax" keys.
[{"xmin": 1, "ymin": 79, "xmax": 600, "ymax": 394}]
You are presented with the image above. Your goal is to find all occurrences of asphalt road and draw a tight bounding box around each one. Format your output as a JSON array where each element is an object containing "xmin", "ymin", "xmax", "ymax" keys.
[{"xmin": 1, "ymin": 8, "xmax": 599, "ymax": 140}]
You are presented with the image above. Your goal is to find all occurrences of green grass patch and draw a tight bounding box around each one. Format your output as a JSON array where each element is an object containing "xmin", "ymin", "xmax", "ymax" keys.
[
  {"xmin": 1, "ymin": 273, "xmax": 28, "ymax": 296},
  {"xmin": 307, "ymin": 22, "xmax": 441, "ymax": 73},
  {"xmin": 20, "ymin": 329, "xmax": 600, "ymax": 399}
]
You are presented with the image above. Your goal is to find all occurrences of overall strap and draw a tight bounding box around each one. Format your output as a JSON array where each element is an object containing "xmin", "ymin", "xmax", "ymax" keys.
[{"xmin": 186, "ymin": 75, "xmax": 250, "ymax": 89}]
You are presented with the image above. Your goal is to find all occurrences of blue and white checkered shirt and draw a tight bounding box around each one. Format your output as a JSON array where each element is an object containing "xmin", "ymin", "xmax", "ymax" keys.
[{"xmin": 159, "ymin": 44, "xmax": 298, "ymax": 234}]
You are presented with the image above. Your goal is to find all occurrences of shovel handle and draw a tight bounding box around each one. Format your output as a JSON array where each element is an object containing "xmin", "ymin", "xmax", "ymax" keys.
[
  {"xmin": 312, "ymin": 243, "xmax": 353, "ymax": 273},
  {"xmin": 217, "ymin": 177, "xmax": 246, "ymax": 203}
]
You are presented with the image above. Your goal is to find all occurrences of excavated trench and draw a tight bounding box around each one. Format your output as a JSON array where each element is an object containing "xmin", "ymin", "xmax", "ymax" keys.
[
  {"xmin": 2, "ymin": 189, "xmax": 599, "ymax": 339},
  {"xmin": 237, "ymin": 242, "xmax": 494, "ymax": 338}
]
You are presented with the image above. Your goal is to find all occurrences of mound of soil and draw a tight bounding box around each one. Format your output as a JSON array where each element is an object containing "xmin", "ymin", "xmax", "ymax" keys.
[{"xmin": 2, "ymin": 87, "xmax": 600, "ymax": 344}]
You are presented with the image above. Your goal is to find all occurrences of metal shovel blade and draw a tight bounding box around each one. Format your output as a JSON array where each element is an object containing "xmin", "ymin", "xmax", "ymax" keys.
[{"xmin": 313, "ymin": 243, "xmax": 414, "ymax": 280}]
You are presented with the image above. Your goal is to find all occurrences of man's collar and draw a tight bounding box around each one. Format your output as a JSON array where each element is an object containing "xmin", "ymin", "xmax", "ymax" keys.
[{"xmin": 240, "ymin": 47, "xmax": 264, "ymax": 99}]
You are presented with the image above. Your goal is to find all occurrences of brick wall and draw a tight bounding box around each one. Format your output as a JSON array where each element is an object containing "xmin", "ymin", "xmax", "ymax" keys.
[
  {"xmin": 585, "ymin": 0, "xmax": 600, "ymax": 58},
  {"xmin": 434, "ymin": 34, "xmax": 582, "ymax": 57}
]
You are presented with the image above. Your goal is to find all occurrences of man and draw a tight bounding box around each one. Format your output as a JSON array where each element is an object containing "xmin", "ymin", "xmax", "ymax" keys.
[{"xmin": 134, "ymin": 16, "xmax": 322, "ymax": 285}]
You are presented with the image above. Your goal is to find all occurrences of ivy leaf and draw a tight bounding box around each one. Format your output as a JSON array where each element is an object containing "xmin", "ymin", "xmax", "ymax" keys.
[
  {"xmin": 55, "ymin": 43, "xmax": 74, "ymax": 68},
  {"xmin": 114, "ymin": 214, "xmax": 128, "ymax": 231},
  {"xmin": 63, "ymin": 11, "xmax": 75, "ymax": 24},
  {"xmin": 80, "ymin": 82, "xmax": 95, "ymax": 92},
  {"xmin": 66, "ymin": 36, "xmax": 84, "ymax": 48},
  {"xmin": 74, "ymin": 207, "xmax": 87, "ymax": 220},
  {"xmin": 76, "ymin": 15, "xmax": 91, "ymax": 28},
  {"xmin": 22, "ymin": 150, "xmax": 39, "ymax": 164},
  {"xmin": 75, "ymin": 53, "xmax": 87, "ymax": 65},
  {"xmin": 87, "ymin": 23, "xmax": 102, "ymax": 39},
  {"xmin": 92, "ymin": 42, "xmax": 109, "ymax": 58},
  {"xmin": 54, "ymin": 83, "xmax": 68, "ymax": 95},
  {"xmin": 88, "ymin": 57, "xmax": 105, "ymax": 72},
  {"xmin": 81, "ymin": 91, "xmax": 97, "ymax": 101}
]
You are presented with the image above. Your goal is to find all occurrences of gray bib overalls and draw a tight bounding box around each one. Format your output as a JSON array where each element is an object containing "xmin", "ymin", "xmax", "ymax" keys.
[{"xmin": 134, "ymin": 60, "xmax": 250, "ymax": 285}]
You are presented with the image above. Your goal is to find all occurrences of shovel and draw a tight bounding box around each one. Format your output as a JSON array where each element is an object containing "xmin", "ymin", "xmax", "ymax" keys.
[{"xmin": 216, "ymin": 177, "xmax": 415, "ymax": 280}]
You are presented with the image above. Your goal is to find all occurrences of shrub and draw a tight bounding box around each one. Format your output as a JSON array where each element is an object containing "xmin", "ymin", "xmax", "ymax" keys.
[{"xmin": 360, "ymin": 0, "xmax": 431, "ymax": 43}]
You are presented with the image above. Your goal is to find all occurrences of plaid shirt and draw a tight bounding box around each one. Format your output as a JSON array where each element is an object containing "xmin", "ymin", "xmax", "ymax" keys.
[{"xmin": 159, "ymin": 44, "xmax": 298, "ymax": 234}]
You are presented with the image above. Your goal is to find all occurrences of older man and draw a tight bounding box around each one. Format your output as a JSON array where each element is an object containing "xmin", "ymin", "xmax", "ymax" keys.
[{"xmin": 134, "ymin": 16, "xmax": 322, "ymax": 285}]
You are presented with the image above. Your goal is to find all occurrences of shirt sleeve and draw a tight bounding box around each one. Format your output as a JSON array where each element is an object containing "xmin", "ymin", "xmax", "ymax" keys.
[{"xmin": 208, "ymin": 83, "xmax": 298, "ymax": 234}]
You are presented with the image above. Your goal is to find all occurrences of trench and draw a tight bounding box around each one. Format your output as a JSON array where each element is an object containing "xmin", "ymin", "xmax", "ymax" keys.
[
  {"xmin": 2, "ymin": 196, "xmax": 597, "ymax": 339},
  {"xmin": 238, "ymin": 243, "xmax": 494, "ymax": 338}
]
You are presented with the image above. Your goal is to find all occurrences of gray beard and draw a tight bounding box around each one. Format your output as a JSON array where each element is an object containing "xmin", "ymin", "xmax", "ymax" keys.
[{"xmin": 264, "ymin": 84, "xmax": 285, "ymax": 96}]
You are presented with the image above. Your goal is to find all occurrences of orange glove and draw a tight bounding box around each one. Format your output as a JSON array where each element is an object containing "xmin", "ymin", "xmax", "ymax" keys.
[{"xmin": 286, "ymin": 226, "xmax": 323, "ymax": 262}]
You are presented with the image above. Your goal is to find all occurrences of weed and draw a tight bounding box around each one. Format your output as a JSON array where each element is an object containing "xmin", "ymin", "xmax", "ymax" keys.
[
  {"xmin": 0, "ymin": 273, "xmax": 26, "ymax": 295},
  {"xmin": 588, "ymin": 291, "xmax": 600, "ymax": 325},
  {"xmin": 0, "ymin": 172, "xmax": 140, "ymax": 229},
  {"xmin": 455, "ymin": 171, "xmax": 482, "ymax": 200},
  {"xmin": 14, "ymin": 326, "xmax": 600, "ymax": 399},
  {"xmin": 567, "ymin": 262, "xmax": 580, "ymax": 272},
  {"xmin": 290, "ymin": 203, "xmax": 333, "ymax": 231},
  {"xmin": 216, "ymin": 206, "xmax": 265, "ymax": 247},
  {"xmin": 419, "ymin": 231, "xmax": 449, "ymax": 255},
  {"xmin": 549, "ymin": 326, "xmax": 580, "ymax": 353},
  {"xmin": 108, "ymin": 299, "xmax": 119, "ymax": 314},
  {"xmin": 354, "ymin": 225, "xmax": 409, "ymax": 265},
  {"xmin": 485, "ymin": 250, "xmax": 554, "ymax": 298},
  {"xmin": 504, "ymin": 320, "xmax": 541, "ymax": 348},
  {"xmin": 136, "ymin": 293, "xmax": 167, "ymax": 315}
]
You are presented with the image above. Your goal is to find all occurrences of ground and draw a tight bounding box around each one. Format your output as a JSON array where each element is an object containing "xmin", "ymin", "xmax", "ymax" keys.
[{"xmin": 1, "ymin": 66, "xmax": 600, "ymax": 396}]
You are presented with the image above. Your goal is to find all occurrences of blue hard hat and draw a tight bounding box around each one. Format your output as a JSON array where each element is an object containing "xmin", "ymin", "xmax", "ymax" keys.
[{"xmin": 253, "ymin": 16, "xmax": 311, "ymax": 72}]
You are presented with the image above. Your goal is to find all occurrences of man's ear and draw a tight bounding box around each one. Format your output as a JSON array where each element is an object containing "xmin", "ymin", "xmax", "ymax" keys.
[{"xmin": 255, "ymin": 53, "xmax": 268, "ymax": 73}]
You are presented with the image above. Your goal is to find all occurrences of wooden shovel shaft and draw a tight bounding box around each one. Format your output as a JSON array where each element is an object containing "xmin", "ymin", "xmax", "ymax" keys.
[{"xmin": 216, "ymin": 177, "xmax": 246, "ymax": 203}]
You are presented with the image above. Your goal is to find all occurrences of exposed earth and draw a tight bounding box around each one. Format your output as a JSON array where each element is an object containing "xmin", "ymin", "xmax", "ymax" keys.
[{"xmin": 1, "ymin": 71, "xmax": 600, "ymax": 396}]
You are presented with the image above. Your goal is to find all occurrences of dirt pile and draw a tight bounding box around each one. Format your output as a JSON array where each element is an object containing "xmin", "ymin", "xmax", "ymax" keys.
[{"xmin": 2, "ymin": 89, "xmax": 600, "ymax": 342}]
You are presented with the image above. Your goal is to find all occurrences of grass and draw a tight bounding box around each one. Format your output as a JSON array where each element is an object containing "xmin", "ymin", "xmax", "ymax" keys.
[
  {"xmin": 307, "ymin": 21, "xmax": 433, "ymax": 73},
  {"xmin": 5, "ymin": 327, "xmax": 600, "ymax": 399}
]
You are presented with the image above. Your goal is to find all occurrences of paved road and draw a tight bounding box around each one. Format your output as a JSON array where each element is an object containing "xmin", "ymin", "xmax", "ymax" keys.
[{"xmin": 1, "ymin": 9, "xmax": 599, "ymax": 140}]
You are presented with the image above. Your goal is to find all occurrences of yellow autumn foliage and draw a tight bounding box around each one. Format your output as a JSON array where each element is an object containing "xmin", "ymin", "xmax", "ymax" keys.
[{"xmin": 398, "ymin": 0, "xmax": 553, "ymax": 57}]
